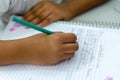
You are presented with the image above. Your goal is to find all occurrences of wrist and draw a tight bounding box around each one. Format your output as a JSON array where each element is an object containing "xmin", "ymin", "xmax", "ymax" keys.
[{"xmin": 60, "ymin": 2, "xmax": 79, "ymax": 20}]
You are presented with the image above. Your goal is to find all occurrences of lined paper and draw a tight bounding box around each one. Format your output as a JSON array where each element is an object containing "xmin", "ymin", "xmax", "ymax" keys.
[
  {"xmin": 95, "ymin": 30, "xmax": 120, "ymax": 80},
  {"xmin": 0, "ymin": 21, "xmax": 119, "ymax": 80}
]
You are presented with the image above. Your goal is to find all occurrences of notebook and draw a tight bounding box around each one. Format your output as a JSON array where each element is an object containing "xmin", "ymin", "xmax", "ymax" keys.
[{"xmin": 0, "ymin": 19, "xmax": 120, "ymax": 80}]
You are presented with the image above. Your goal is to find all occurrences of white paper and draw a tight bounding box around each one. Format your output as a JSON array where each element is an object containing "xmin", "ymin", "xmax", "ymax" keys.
[
  {"xmin": 0, "ymin": 21, "xmax": 120, "ymax": 80},
  {"xmin": 95, "ymin": 30, "xmax": 120, "ymax": 80}
]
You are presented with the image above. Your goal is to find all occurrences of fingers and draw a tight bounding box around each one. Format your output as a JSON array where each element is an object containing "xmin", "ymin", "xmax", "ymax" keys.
[
  {"xmin": 50, "ymin": 33, "xmax": 78, "ymax": 52},
  {"xmin": 58, "ymin": 33, "xmax": 77, "ymax": 43},
  {"xmin": 30, "ymin": 17, "xmax": 41, "ymax": 24},
  {"xmin": 23, "ymin": 1, "xmax": 64, "ymax": 27},
  {"xmin": 62, "ymin": 42, "xmax": 79, "ymax": 53},
  {"xmin": 59, "ymin": 42, "xmax": 78, "ymax": 61},
  {"xmin": 23, "ymin": 9, "xmax": 44, "ymax": 22},
  {"xmin": 23, "ymin": 2, "xmax": 43, "ymax": 17},
  {"xmin": 31, "ymin": 10, "xmax": 51, "ymax": 24},
  {"xmin": 63, "ymin": 53, "xmax": 74, "ymax": 59},
  {"xmin": 24, "ymin": 7, "xmax": 61, "ymax": 27},
  {"xmin": 38, "ymin": 13, "xmax": 62, "ymax": 27},
  {"xmin": 55, "ymin": 33, "xmax": 78, "ymax": 61},
  {"xmin": 23, "ymin": 2, "xmax": 44, "ymax": 22},
  {"xmin": 51, "ymin": 32, "xmax": 77, "ymax": 44},
  {"xmin": 60, "ymin": 53, "xmax": 74, "ymax": 62}
]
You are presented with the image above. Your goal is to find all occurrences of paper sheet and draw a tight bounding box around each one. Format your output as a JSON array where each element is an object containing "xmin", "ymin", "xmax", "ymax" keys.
[
  {"xmin": 0, "ymin": 21, "xmax": 119, "ymax": 80},
  {"xmin": 95, "ymin": 30, "xmax": 120, "ymax": 80}
]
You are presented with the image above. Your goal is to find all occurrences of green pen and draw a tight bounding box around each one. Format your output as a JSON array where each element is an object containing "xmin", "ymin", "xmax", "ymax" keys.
[{"xmin": 12, "ymin": 16, "xmax": 54, "ymax": 34}]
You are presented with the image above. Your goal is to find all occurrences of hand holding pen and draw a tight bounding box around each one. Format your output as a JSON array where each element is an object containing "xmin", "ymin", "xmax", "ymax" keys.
[{"xmin": 11, "ymin": 16, "xmax": 78, "ymax": 65}]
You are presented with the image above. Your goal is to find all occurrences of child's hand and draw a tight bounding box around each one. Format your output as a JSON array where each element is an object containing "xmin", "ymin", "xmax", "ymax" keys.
[
  {"xmin": 15, "ymin": 32, "xmax": 78, "ymax": 65},
  {"xmin": 23, "ymin": 1, "xmax": 74, "ymax": 27}
]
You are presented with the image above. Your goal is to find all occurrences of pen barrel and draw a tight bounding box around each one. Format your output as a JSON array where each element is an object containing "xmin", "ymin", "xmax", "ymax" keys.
[{"xmin": 12, "ymin": 16, "xmax": 54, "ymax": 35}]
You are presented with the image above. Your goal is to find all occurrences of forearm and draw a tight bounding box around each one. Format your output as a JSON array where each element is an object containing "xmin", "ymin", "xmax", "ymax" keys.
[
  {"xmin": 0, "ymin": 40, "xmax": 19, "ymax": 65},
  {"xmin": 62, "ymin": 0, "xmax": 107, "ymax": 17}
]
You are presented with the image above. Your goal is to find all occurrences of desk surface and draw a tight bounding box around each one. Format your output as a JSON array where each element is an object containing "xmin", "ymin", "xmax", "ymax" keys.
[{"xmin": 71, "ymin": 0, "xmax": 120, "ymax": 27}]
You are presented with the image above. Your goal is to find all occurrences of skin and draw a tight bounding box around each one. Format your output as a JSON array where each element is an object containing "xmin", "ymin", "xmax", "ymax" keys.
[
  {"xmin": 0, "ymin": 32, "xmax": 78, "ymax": 65},
  {"xmin": 23, "ymin": 0, "xmax": 107, "ymax": 27},
  {"xmin": 0, "ymin": 0, "xmax": 106, "ymax": 66}
]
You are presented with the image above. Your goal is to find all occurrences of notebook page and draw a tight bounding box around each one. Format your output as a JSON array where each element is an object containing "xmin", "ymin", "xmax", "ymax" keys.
[
  {"xmin": 95, "ymin": 30, "xmax": 120, "ymax": 80},
  {"xmin": 0, "ymin": 21, "xmax": 119, "ymax": 80}
]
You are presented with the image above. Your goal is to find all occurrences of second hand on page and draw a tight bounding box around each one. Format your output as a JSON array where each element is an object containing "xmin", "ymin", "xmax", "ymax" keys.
[{"xmin": 12, "ymin": 16, "xmax": 54, "ymax": 35}]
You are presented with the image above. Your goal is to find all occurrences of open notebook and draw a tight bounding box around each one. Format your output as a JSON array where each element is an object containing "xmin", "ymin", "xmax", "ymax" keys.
[{"xmin": 0, "ymin": 20, "xmax": 120, "ymax": 80}]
